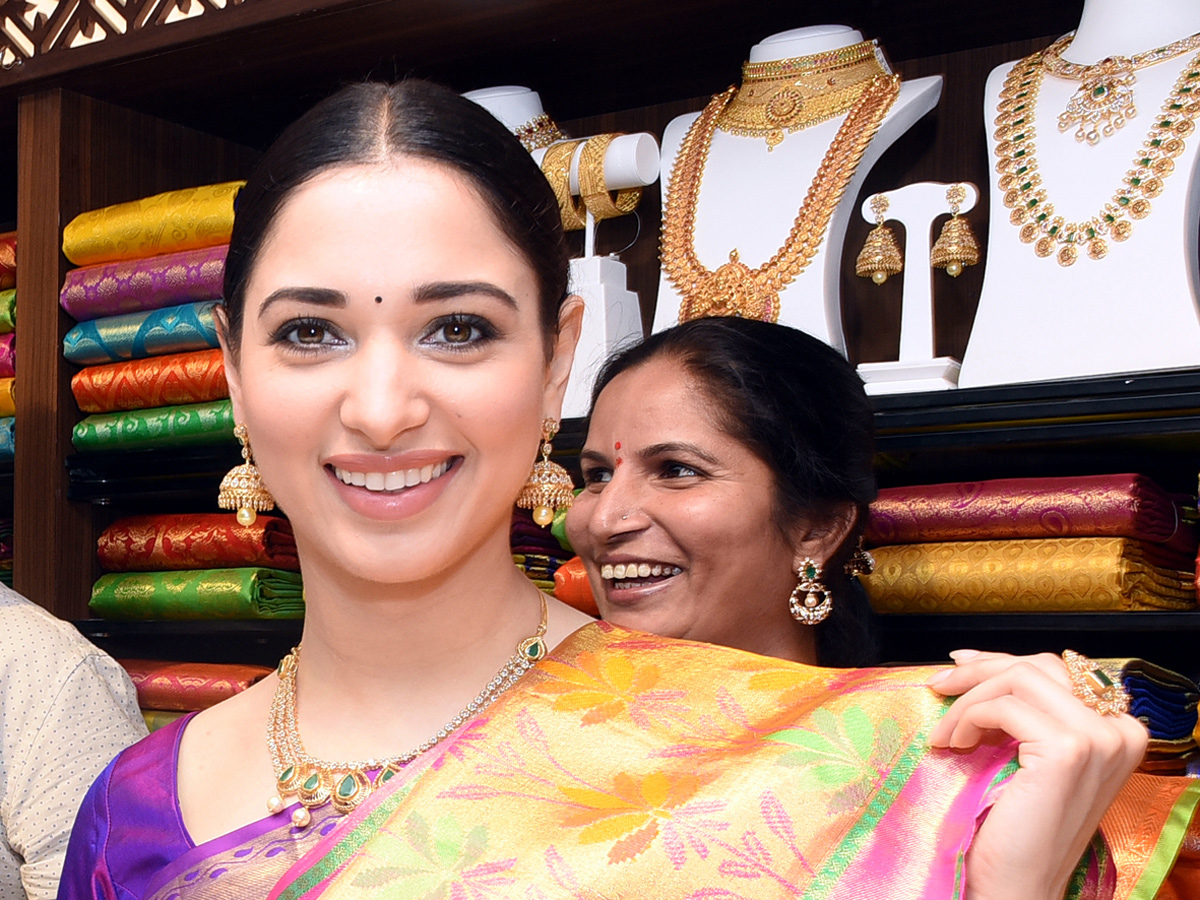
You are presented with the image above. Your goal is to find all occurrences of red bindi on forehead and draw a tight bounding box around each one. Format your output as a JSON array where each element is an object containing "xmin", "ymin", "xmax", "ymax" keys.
[{"xmin": 615, "ymin": 441, "xmax": 622, "ymax": 466}]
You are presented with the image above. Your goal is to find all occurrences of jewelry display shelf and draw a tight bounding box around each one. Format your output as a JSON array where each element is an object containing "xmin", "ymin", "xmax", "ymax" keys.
[
  {"xmin": 877, "ymin": 612, "xmax": 1200, "ymax": 680},
  {"xmin": 871, "ymin": 368, "xmax": 1200, "ymax": 492},
  {"xmin": 75, "ymin": 619, "xmax": 300, "ymax": 667}
]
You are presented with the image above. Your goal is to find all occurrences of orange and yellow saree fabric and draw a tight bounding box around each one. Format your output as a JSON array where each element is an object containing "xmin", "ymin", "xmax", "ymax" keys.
[{"xmin": 271, "ymin": 623, "xmax": 1040, "ymax": 900}]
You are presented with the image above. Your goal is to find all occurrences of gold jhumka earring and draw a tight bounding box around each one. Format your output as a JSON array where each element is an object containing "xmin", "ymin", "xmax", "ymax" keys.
[
  {"xmin": 516, "ymin": 417, "xmax": 575, "ymax": 527},
  {"xmin": 930, "ymin": 183, "xmax": 980, "ymax": 277},
  {"xmin": 218, "ymin": 424, "xmax": 275, "ymax": 526},
  {"xmin": 789, "ymin": 558, "xmax": 833, "ymax": 625},
  {"xmin": 843, "ymin": 537, "xmax": 876, "ymax": 577},
  {"xmin": 855, "ymin": 193, "xmax": 903, "ymax": 285}
]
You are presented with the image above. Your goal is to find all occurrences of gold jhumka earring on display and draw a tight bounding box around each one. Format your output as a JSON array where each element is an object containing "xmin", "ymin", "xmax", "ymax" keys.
[
  {"xmin": 854, "ymin": 193, "xmax": 903, "ymax": 285},
  {"xmin": 789, "ymin": 558, "xmax": 833, "ymax": 625},
  {"xmin": 516, "ymin": 417, "xmax": 575, "ymax": 527},
  {"xmin": 218, "ymin": 424, "xmax": 275, "ymax": 526},
  {"xmin": 842, "ymin": 537, "xmax": 876, "ymax": 577},
  {"xmin": 930, "ymin": 183, "xmax": 980, "ymax": 277}
]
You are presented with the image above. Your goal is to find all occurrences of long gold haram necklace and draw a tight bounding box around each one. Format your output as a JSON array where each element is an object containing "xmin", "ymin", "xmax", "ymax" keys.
[
  {"xmin": 266, "ymin": 590, "xmax": 548, "ymax": 826},
  {"xmin": 996, "ymin": 47, "xmax": 1200, "ymax": 266},
  {"xmin": 662, "ymin": 74, "xmax": 900, "ymax": 324}
]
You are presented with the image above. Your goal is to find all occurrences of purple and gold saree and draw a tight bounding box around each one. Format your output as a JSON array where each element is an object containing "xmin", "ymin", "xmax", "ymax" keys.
[{"xmin": 59, "ymin": 624, "xmax": 1200, "ymax": 899}]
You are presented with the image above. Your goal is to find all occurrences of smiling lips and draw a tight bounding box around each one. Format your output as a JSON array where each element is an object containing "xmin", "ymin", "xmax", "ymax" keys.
[
  {"xmin": 332, "ymin": 460, "xmax": 450, "ymax": 492},
  {"xmin": 600, "ymin": 562, "xmax": 682, "ymax": 591}
]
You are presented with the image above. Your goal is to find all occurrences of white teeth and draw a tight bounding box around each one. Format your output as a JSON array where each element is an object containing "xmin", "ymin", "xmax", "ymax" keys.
[
  {"xmin": 333, "ymin": 461, "xmax": 449, "ymax": 493},
  {"xmin": 601, "ymin": 562, "xmax": 681, "ymax": 582}
]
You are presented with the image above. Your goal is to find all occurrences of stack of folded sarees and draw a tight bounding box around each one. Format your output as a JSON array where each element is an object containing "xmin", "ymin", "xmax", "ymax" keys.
[
  {"xmin": 511, "ymin": 506, "xmax": 572, "ymax": 593},
  {"xmin": 1097, "ymin": 658, "xmax": 1200, "ymax": 774},
  {"xmin": 0, "ymin": 518, "xmax": 12, "ymax": 587},
  {"xmin": 90, "ymin": 513, "xmax": 304, "ymax": 620},
  {"xmin": 861, "ymin": 474, "xmax": 1199, "ymax": 614},
  {"xmin": 0, "ymin": 231, "xmax": 17, "ymax": 466},
  {"xmin": 120, "ymin": 658, "xmax": 273, "ymax": 731},
  {"xmin": 60, "ymin": 183, "xmax": 241, "ymax": 453}
]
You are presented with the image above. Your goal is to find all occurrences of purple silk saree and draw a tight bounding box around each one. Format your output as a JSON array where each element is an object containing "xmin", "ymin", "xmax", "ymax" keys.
[{"xmin": 57, "ymin": 714, "xmax": 339, "ymax": 900}]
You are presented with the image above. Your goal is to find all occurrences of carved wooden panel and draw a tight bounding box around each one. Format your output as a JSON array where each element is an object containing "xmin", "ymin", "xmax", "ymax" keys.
[{"xmin": 1, "ymin": 0, "xmax": 245, "ymax": 71}]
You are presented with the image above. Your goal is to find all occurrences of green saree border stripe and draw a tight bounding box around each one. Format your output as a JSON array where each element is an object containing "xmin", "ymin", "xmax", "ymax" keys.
[
  {"xmin": 800, "ymin": 730, "xmax": 931, "ymax": 900},
  {"xmin": 1128, "ymin": 780, "xmax": 1200, "ymax": 900},
  {"xmin": 989, "ymin": 757, "xmax": 1019, "ymax": 791},
  {"xmin": 274, "ymin": 784, "xmax": 416, "ymax": 900}
]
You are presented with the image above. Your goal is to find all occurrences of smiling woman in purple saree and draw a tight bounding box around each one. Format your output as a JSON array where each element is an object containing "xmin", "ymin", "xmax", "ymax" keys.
[{"xmin": 58, "ymin": 80, "xmax": 1197, "ymax": 900}]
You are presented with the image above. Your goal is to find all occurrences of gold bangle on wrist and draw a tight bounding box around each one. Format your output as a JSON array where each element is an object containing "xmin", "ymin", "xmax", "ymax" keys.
[
  {"xmin": 540, "ymin": 139, "xmax": 587, "ymax": 231},
  {"xmin": 578, "ymin": 134, "xmax": 642, "ymax": 221},
  {"xmin": 1062, "ymin": 649, "xmax": 1130, "ymax": 717}
]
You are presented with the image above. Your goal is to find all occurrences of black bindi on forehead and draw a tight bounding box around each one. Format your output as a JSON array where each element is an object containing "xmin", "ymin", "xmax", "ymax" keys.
[{"xmin": 374, "ymin": 296, "xmax": 383, "ymax": 304}]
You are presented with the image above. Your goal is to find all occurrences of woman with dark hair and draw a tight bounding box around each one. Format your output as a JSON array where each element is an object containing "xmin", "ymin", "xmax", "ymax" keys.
[
  {"xmin": 564, "ymin": 316, "xmax": 1187, "ymax": 899},
  {"xmin": 59, "ymin": 81, "xmax": 1195, "ymax": 900}
]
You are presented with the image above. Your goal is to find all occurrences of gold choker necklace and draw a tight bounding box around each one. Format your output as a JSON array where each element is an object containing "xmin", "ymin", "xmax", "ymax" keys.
[
  {"xmin": 1042, "ymin": 30, "xmax": 1200, "ymax": 145},
  {"xmin": 996, "ymin": 47, "xmax": 1200, "ymax": 265},
  {"xmin": 716, "ymin": 40, "xmax": 891, "ymax": 150},
  {"xmin": 662, "ymin": 73, "xmax": 900, "ymax": 323},
  {"xmin": 266, "ymin": 590, "xmax": 548, "ymax": 826}
]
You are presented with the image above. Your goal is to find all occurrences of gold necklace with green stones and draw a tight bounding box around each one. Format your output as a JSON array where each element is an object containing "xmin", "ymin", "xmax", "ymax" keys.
[
  {"xmin": 996, "ymin": 46, "xmax": 1200, "ymax": 266},
  {"xmin": 266, "ymin": 589, "xmax": 548, "ymax": 826}
]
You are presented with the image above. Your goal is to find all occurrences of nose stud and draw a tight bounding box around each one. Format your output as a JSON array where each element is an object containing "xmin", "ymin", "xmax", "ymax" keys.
[{"xmin": 621, "ymin": 514, "xmax": 629, "ymax": 520}]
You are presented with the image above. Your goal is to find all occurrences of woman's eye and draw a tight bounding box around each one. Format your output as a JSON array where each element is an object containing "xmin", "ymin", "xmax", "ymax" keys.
[
  {"xmin": 423, "ymin": 315, "xmax": 496, "ymax": 348},
  {"xmin": 271, "ymin": 318, "xmax": 342, "ymax": 349},
  {"xmin": 582, "ymin": 467, "xmax": 612, "ymax": 486},
  {"xmin": 663, "ymin": 462, "xmax": 700, "ymax": 478},
  {"xmin": 294, "ymin": 323, "xmax": 327, "ymax": 344}
]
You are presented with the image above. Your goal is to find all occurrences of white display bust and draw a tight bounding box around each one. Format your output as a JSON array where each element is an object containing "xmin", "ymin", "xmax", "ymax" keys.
[
  {"xmin": 650, "ymin": 25, "xmax": 943, "ymax": 353},
  {"xmin": 958, "ymin": 0, "xmax": 1200, "ymax": 388}
]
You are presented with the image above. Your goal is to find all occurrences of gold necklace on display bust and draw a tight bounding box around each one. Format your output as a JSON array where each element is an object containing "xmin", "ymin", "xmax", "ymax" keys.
[
  {"xmin": 1041, "ymin": 30, "xmax": 1200, "ymax": 145},
  {"xmin": 266, "ymin": 589, "xmax": 549, "ymax": 826},
  {"xmin": 995, "ymin": 45, "xmax": 1200, "ymax": 266},
  {"xmin": 715, "ymin": 39, "xmax": 891, "ymax": 151},
  {"xmin": 661, "ymin": 71, "xmax": 900, "ymax": 324}
]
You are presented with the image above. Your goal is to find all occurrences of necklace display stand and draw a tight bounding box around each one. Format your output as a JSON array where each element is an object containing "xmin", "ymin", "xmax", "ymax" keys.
[
  {"xmin": 856, "ymin": 181, "xmax": 977, "ymax": 395},
  {"xmin": 958, "ymin": 0, "xmax": 1200, "ymax": 388},
  {"xmin": 465, "ymin": 86, "xmax": 659, "ymax": 416},
  {"xmin": 651, "ymin": 25, "xmax": 942, "ymax": 352}
]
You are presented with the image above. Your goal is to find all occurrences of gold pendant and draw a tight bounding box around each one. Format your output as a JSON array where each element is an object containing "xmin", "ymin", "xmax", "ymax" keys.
[
  {"xmin": 1058, "ymin": 62, "xmax": 1137, "ymax": 145},
  {"xmin": 678, "ymin": 251, "xmax": 780, "ymax": 323}
]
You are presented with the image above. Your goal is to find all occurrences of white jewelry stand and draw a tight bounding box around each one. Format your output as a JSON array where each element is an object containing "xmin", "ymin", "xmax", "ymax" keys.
[
  {"xmin": 650, "ymin": 26, "xmax": 943, "ymax": 354},
  {"xmin": 464, "ymin": 86, "xmax": 659, "ymax": 417},
  {"xmin": 856, "ymin": 182, "xmax": 977, "ymax": 395},
  {"xmin": 958, "ymin": 0, "xmax": 1200, "ymax": 388}
]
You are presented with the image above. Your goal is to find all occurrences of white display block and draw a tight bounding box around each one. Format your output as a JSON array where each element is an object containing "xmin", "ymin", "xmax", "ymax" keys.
[
  {"xmin": 958, "ymin": 0, "xmax": 1200, "ymax": 388},
  {"xmin": 562, "ymin": 256, "xmax": 644, "ymax": 419},
  {"xmin": 854, "ymin": 181, "xmax": 977, "ymax": 394},
  {"xmin": 651, "ymin": 25, "xmax": 942, "ymax": 353},
  {"xmin": 857, "ymin": 357, "xmax": 962, "ymax": 395}
]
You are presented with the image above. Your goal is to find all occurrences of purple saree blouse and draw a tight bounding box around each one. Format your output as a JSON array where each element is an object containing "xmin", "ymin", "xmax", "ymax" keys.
[{"xmin": 58, "ymin": 715, "xmax": 338, "ymax": 900}]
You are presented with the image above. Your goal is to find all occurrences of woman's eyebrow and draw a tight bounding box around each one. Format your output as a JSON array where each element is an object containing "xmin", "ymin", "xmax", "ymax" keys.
[
  {"xmin": 412, "ymin": 281, "xmax": 517, "ymax": 308},
  {"xmin": 257, "ymin": 287, "xmax": 346, "ymax": 319},
  {"xmin": 579, "ymin": 448, "xmax": 611, "ymax": 466},
  {"xmin": 640, "ymin": 441, "xmax": 722, "ymax": 466}
]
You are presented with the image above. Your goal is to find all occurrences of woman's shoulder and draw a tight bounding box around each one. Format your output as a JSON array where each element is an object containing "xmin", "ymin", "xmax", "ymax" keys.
[{"xmin": 59, "ymin": 715, "xmax": 195, "ymax": 899}]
